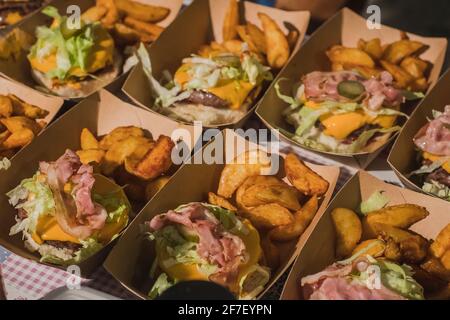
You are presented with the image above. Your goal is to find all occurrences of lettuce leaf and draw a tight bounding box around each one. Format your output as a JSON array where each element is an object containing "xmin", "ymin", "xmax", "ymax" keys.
[
  {"xmin": 359, "ymin": 190, "xmax": 390, "ymax": 215},
  {"xmin": 422, "ymin": 180, "xmax": 450, "ymax": 201},
  {"xmin": 402, "ymin": 90, "xmax": 425, "ymax": 101},
  {"xmin": 241, "ymin": 53, "xmax": 272, "ymax": 85},
  {"xmin": 0, "ymin": 157, "xmax": 11, "ymax": 170},
  {"xmin": 40, "ymin": 237, "xmax": 103, "ymax": 265},
  {"xmin": 148, "ymin": 273, "xmax": 175, "ymax": 299},
  {"xmin": 344, "ymin": 126, "xmax": 401, "ymax": 154},
  {"xmin": 203, "ymin": 203, "xmax": 248, "ymax": 235},
  {"xmin": 93, "ymin": 192, "xmax": 129, "ymax": 224},
  {"xmin": 378, "ymin": 260, "xmax": 424, "ymax": 300}
]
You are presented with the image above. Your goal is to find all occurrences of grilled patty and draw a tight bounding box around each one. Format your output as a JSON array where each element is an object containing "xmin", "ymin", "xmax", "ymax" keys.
[{"xmin": 182, "ymin": 90, "xmax": 230, "ymax": 109}]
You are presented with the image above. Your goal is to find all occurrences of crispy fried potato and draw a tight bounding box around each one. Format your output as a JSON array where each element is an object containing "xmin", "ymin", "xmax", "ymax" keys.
[
  {"xmin": 247, "ymin": 22, "xmax": 266, "ymax": 53},
  {"xmin": 331, "ymin": 62, "xmax": 344, "ymax": 72},
  {"xmin": 113, "ymin": 23, "xmax": 154, "ymax": 44},
  {"xmin": 382, "ymin": 39, "xmax": 427, "ymax": 64},
  {"xmin": 441, "ymin": 250, "xmax": 450, "ymax": 270},
  {"xmin": 286, "ymin": 29, "xmax": 299, "ymax": 52},
  {"xmin": 246, "ymin": 203, "xmax": 293, "ymax": 229},
  {"xmin": 261, "ymin": 233, "xmax": 280, "ymax": 269},
  {"xmin": 99, "ymin": 126, "xmax": 145, "ymax": 150},
  {"xmin": 241, "ymin": 182, "xmax": 300, "ymax": 211},
  {"xmin": 145, "ymin": 176, "xmax": 170, "ymax": 201},
  {"xmin": 80, "ymin": 128, "xmax": 99, "ymax": 150},
  {"xmin": 0, "ymin": 116, "xmax": 41, "ymax": 134},
  {"xmin": 1, "ymin": 128, "xmax": 34, "ymax": 149},
  {"xmin": 331, "ymin": 208, "xmax": 362, "ymax": 258},
  {"xmin": 384, "ymin": 237, "xmax": 402, "ymax": 261},
  {"xmin": 357, "ymin": 38, "xmax": 383, "ymax": 60},
  {"xmin": 430, "ymin": 223, "xmax": 450, "ymax": 259},
  {"xmin": 116, "ymin": 0, "xmax": 170, "ymax": 23},
  {"xmin": 0, "ymin": 130, "xmax": 11, "ymax": 145},
  {"xmin": 421, "ymin": 257, "xmax": 450, "ymax": 282},
  {"xmin": 410, "ymin": 77, "xmax": 428, "ymax": 92},
  {"xmin": 82, "ymin": 5, "xmax": 107, "ymax": 23},
  {"xmin": 222, "ymin": 39, "xmax": 244, "ymax": 55},
  {"xmin": 351, "ymin": 239, "xmax": 385, "ymax": 258},
  {"xmin": 327, "ymin": 45, "xmax": 375, "ymax": 68},
  {"xmin": 124, "ymin": 16, "xmax": 164, "ymax": 37},
  {"xmin": 97, "ymin": 0, "xmax": 119, "ymax": 27},
  {"xmin": 269, "ymin": 195, "xmax": 318, "ymax": 242},
  {"xmin": 218, "ymin": 150, "xmax": 271, "ymax": 198},
  {"xmin": 380, "ymin": 60, "xmax": 414, "ymax": 88},
  {"xmin": 222, "ymin": 0, "xmax": 239, "ymax": 41},
  {"xmin": 258, "ymin": 12, "xmax": 289, "ymax": 69},
  {"xmin": 285, "ymin": 153, "xmax": 329, "ymax": 196},
  {"xmin": 126, "ymin": 135, "xmax": 174, "ymax": 180},
  {"xmin": 76, "ymin": 149, "xmax": 105, "ymax": 165},
  {"xmin": 102, "ymin": 136, "xmax": 153, "ymax": 175},
  {"xmin": 9, "ymin": 95, "xmax": 48, "ymax": 119},
  {"xmin": 208, "ymin": 192, "xmax": 237, "ymax": 211},
  {"xmin": 236, "ymin": 25, "xmax": 259, "ymax": 53},
  {"xmin": 365, "ymin": 204, "xmax": 429, "ymax": 229},
  {"xmin": 400, "ymin": 56, "xmax": 429, "ymax": 79},
  {"xmin": 0, "ymin": 95, "xmax": 13, "ymax": 117}
]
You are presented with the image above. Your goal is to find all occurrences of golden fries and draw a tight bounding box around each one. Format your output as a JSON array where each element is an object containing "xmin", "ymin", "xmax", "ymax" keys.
[
  {"xmin": 247, "ymin": 22, "xmax": 266, "ymax": 53},
  {"xmin": 124, "ymin": 16, "xmax": 164, "ymax": 37},
  {"xmin": 331, "ymin": 207, "xmax": 362, "ymax": 258},
  {"xmin": 258, "ymin": 12, "xmax": 290, "ymax": 69},
  {"xmin": 365, "ymin": 204, "xmax": 429, "ymax": 229},
  {"xmin": 97, "ymin": 0, "xmax": 119, "ymax": 28},
  {"xmin": 81, "ymin": 5, "xmax": 108, "ymax": 23},
  {"xmin": 208, "ymin": 192, "xmax": 237, "ymax": 211},
  {"xmin": 222, "ymin": 0, "xmax": 239, "ymax": 41},
  {"xmin": 80, "ymin": 128, "xmax": 100, "ymax": 150},
  {"xmin": 327, "ymin": 45, "xmax": 375, "ymax": 68},
  {"xmin": 115, "ymin": 0, "xmax": 170, "ymax": 23}
]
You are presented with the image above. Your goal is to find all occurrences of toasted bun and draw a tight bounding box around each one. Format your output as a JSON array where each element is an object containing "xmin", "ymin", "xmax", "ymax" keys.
[{"xmin": 31, "ymin": 51, "xmax": 123, "ymax": 99}]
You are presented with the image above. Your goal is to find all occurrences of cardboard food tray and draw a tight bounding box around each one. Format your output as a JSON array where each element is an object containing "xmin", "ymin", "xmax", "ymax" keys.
[
  {"xmin": 255, "ymin": 7, "xmax": 447, "ymax": 169},
  {"xmin": 281, "ymin": 170, "xmax": 450, "ymax": 300},
  {"xmin": 103, "ymin": 129, "xmax": 339, "ymax": 299},
  {"xmin": 0, "ymin": 0, "xmax": 183, "ymax": 100},
  {"xmin": 0, "ymin": 89, "xmax": 199, "ymax": 276},
  {"xmin": 388, "ymin": 69, "xmax": 450, "ymax": 197},
  {"xmin": 0, "ymin": 76, "xmax": 64, "ymax": 159},
  {"xmin": 122, "ymin": 0, "xmax": 310, "ymax": 129}
]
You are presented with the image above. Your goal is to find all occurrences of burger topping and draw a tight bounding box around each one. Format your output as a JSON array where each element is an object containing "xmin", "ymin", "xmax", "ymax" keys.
[
  {"xmin": 182, "ymin": 90, "xmax": 230, "ymax": 109},
  {"xmin": 414, "ymin": 106, "xmax": 450, "ymax": 156}
]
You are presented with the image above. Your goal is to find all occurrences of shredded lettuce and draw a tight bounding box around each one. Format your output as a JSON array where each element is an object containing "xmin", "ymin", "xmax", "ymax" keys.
[
  {"xmin": 0, "ymin": 157, "xmax": 11, "ymax": 170},
  {"xmin": 8, "ymin": 173, "xmax": 55, "ymax": 236},
  {"xmin": 274, "ymin": 79, "xmax": 302, "ymax": 110},
  {"xmin": 402, "ymin": 90, "xmax": 425, "ymax": 101},
  {"xmin": 422, "ymin": 180, "xmax": 450, "ymax": 201},
  {"xmin": 148, "ymin": 273, "xmax": 175, "ymax": 299},
  {"xmin": 241, "ymin": 53, "xmax": 272, "ymax": 85},
  {"xmin": 203, "ymin": 203, "xmax": 248, "ymax": 235},
  {"xmin": 359, "ymin": 190, "xmax": 390, "ymax": 215},
  {"xmin": 93, "ymin": 192, "xmax": 129, "ymax": 224}
]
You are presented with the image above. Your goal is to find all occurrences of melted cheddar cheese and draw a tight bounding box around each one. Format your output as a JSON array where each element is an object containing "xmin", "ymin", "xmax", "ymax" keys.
[{"xmin": 423, "ymin": 152, "xmax": 450, "ymax": 174}]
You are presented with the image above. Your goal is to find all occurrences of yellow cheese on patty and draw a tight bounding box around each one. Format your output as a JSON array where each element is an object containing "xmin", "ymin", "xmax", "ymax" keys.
[
  {"xmin": 33, "ymin": 215, "xmax": 80, "ymax": 245},
  {"xmin": 423, "ymin": 152, "xmax": 450, "ymax": 174}
]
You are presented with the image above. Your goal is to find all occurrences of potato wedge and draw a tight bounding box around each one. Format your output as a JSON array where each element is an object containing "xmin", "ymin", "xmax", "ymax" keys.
[
  {"xmin": 380, "ymin": 60, "xmax": 414, "ymax": 88},
  {"xmin": 285, "ymin": 153, "xmax": 329, "ymax": 196},
  {"xmin": 9, "ymin": 95, "xmax": 48, "ymax": 119},
  {"xmin": 124, "ymin": 16, "xmax": 164, "ymax": 37},
  {"xmin": 0, "ymin": 95, "xmax": 13, "ymax": 117},
  {"xmin": 331, "ymin": 207, "xmax": 362, "ymax": 258},
  {"xmin": 82, "ymin": 5, "xmax": 107, "ymax": 23},
  {"xmin": 76, "ymin": 149, "xmax": 105, "ymax": 165},
  {"xmin": 258, "ymin": 12, "xmax": 289, "ymax": 69},
  {"xmin": 126, "ymin": 135, "xmax": 174, "ymax": 180},
  {"xmin": 400, "ymin": 56, "xmax": 429, "ymax": 79},
  {"xmin": 0, "ymin": 116, "xmax": 41, "ymax": 134},
  {"xmin": 208, "ymin": 192, "xmax": 237, "ymax": 211},
  {"xmin": 222, "ymin": 0, "xmax": 239, "ymax": 41},
  {"xmin": 217, "ymin": 150, "xmax": 271, "ymax": 198},
  {"xmin": 80, "ymin": 128, "xmax": 100, "ymax": 150},
  {"xmin": 222, "ymin": 39, "xmax": 244, "ymax": 55},
  {"xmin": 146, "ymin": 176, "xmax": 170, "ymax": 201},
  {"xmin": 0, "ymin": 130, "xmax": 11, "ymax": 145},
  {"xmin": 241, "ymin": 182, "xmax": 300, "ymax": 211},
  {"xmin": 326, "ymin": 45, "xmax": 375, "ymax": 68},
  {"xmin": 236, "ymin": 25, "xmax": 259, "ymax": 53},
  {"xmin": 115, "ymin": 0, "xmax": 170, "ymax": 23},
  {"xmin": 99, "ymin": 126, "xmax": 145, "ymax": 150},
  {"xmin": 1, "ymin": 128, "xmax": 34, "ymax": 149},
  {"xmin": 365, "ymin": 204, "xmax": 429, "ymax": 229},
  {"xmin": 261, "ymin": 233, "xmax": 280, "ymax": 269},
  {"xmin": 97, "ymin": 0, "xmax": 119, "ymax": 27},
  {"xmin": 357, "ymin": 38, "xmax": 383, "ymax": 60},
  {"xmin": 286, "ymin": 29, "xmax": 299, "ymax": 52},
  {"xmin": 247, "ymin": 22, "xmax": 266, "ymax": 53},
  {"xmin": 430, "ymin": 223, "xmax": 450, "ymax": 259},
  {"xmin": 269, "ymin": 195, "xmax": 318, "ymax": 242},
  {"xmin": 421, "ymin": 257, "xmax": 450, "ymax": 282},
  {"xmin": 382, "ymin": 39, "xmax": 427, "ymax": 64},
  {"xmin": 352, "ymin": 239, "xmax": 386, "ymax": 258},
  {"xmin": 246, "ymin": 203, "xmax": 293, "ymax": 229},
  {"xmin": 113, "ymin": 23, "xmax": 154, "ymax": 44}
]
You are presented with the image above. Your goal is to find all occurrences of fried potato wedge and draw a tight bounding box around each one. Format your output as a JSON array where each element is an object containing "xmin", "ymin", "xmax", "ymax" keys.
[
  {"xmin": 9, "ymin": 95, "xmax": 48, "ymax": 119},
  {"xmin": 421, "ymin": 257, "xmax": 450, "ymax": 282},
  {"xmin": 247, "ymin": 22, "xmax": 266, "ymax": 53},
  {"xmin": 357, "ymin": 38, "xmax": 383, "ymax": 60},
  {"xmin": 241, "ymin": 182, "xmax": 301, "ymax": 211},
  {"xmin": 124, "ymin": 16, "xmax": 164, "ymax": 37},
  {"xmin": 286, "ymin": 29, "xmax": 299, "ymax": 52},
  {"xmin": 146, "ymin": 176, "xmax": 170, "ymax": 201},
  {"xmin": 351, "ymin": 239, "xmax": 386, "ymax": 258},
  {"xmin": 76, "ymin": 149, "xmax": 105, "ymax": 165},
  {"xmin": 126, "ymin": 135, "xmax": 174, "ymax": 180},
  {"xmin": 0, "ymin": 95, "xmax": 13, "ymax": 117},
  {"xmin": 261, "ymin": 233, "xmax": 280, "ymax": 269},
  {"xmin": 258, "ymin": 12, "xmax": 289, "ymax": 69},
  {"xmin": 430, "ymin": 223, "xmax": 450, "ymax": 259},
  {"xmin": 217, "ymin": 150, "xmax": 271, "ymax": 198},
  {"xmin": 80, "ymin": 128, "xmax": 100, "ymax": 150},
  {"xmin": 82, "ymin": 5, "xmax": 107, "ymax": 23},
  {"xmin": 327, "ymin": 45, "xmax": 375, "ymax": 68},
  {"xmin": 365, "ymin": 204, "xmax": 429, "ymax": 229},
  {"xmin": 1, "ymin": 128, "xmax": 34, "ymax": 149},
  {"xmin": 0, "ymin": 130, "xmax": 11, "ymax": 145},
  {"xmin": 236, "ymin": 25, "xmax": 259, "ymax": 53},
  {"xmin": 222, "ymin": 39, "xmax": 244, "ymax": 55},
  {"xmin": 400, "ymin": 56, "xmax": 429, "ymax": 79},
  {"xmin": 285, "ymin": 153, "xmax": 329, "ymax": 196},
  {"xmin": 380, "ymin": 60, "xmax": 414, "ymax": 88},
  {"xmin": 99, "ymin": 126, "xmax": 145, "ymax": 150},
  {"xmin": 222, "ymin": 0, "xmax": 239, "ymax": 41},
  {"xmin": 1, "ymin": 116, "xmax": 41, "ymax": 134},
  {"xmin": 115, "ymin": 0, "xmax": 170, "ymax": 23},
  {"xmin": 382, "ymin": 39, "xmax": 427, "ymax": 64},
  {"xmin": 269, "ymin": 195, "xmax": 318, "ymax": 242},
  {"xmin": 246, "ymin": 203, "xmax": 293, "ymax": 229},
  {"xmin": 113, "ymin": 23, "xmax": 154, "ymax": 45},
  {"xmin": 208, "ymin": 192, "xmax": 237, "ymax": 211},
  {"xmin": 331, "ymin": 208, "xmax": 362, "ymax": 258},
  {"xmin": 97, "ymin": 0, "xmax": 119, "ymax": 27}
]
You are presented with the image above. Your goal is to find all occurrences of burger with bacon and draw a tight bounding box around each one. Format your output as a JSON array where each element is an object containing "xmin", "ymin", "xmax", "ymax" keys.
[
  {"xmin": 410, "ymin": 106, "xmax": 450, "ymax": 201},
  {"xmin": 146, "ymin": 202, "xmax": 270, "ymax": 299},
  {"xmin": 7, "ymin": 150, "xmax": 131, "ymax": 265}
]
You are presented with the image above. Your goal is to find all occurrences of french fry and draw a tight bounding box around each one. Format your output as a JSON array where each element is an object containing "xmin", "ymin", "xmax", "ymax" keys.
[
  {"xmin": 258, "ymin": 12, "xmax": 290, "ymax": 69},
  {"xmin": 327, "ymin": 45, "xmax": 375, "ymax": 68},
  {"xmin": 430, "ymin": 223, "xmax": 450, "ymax": 261},
  {"xmin": 113, "ymin": 23, "xmax": 154, "ymax": 45},
  {"xmin": 124, "ymin": 16, "xmax": 164, "ymax": 37},
  {"xmin": 76, "ymin": 149, "xmax": 105, "ymax": 165},
  {"xmin": 80, "ymin": 128, "xmax": 100, "ymax": 150},
  {"xmin": 115, "ymin": 0, "xmax": 170, "ymax": 23},
  {"xmin": 9, "ymin": 94, "xmax": 48, "ymax": 119},
  {"xmin": 365, "ymin": 204, "xmax": 429, "ymax": 229},
  {"xmin": 383, "ymin": 39, "xmax": 428, "ymax": 64},
  {"xmin": 99, "ymin": 126, "xmax": 145, "ymax": 150},
  {"xmin": 236, "ymin": 25, "xmax": 259, "ymax": 53},
  {"xmin": 1, "ymin": 116, "xmax": 41, "ymax": 134},
  {"xmin": 241, "ymin": 182, "xmax": 301, "ymax": 211},
  {"xmin": 97, "ymin": 0, "xmax": 119, "ymax": 28},
  {"xmin": 351, "ymin": 239, "xmax": 386, "ymax": 258},
  {"xmin": 400, "ymin": 57, "xmax": 429, "ymax": 79},
  {"xmin": 1, "ymin": 128, "xmax": 34, "ymax": 149},
  {"xmin": 0, "ymin": 95, "xmax": 12, "ymax": 117},
  {"xmin": 331, "ymin": 208, "xmax": 362, "ymax": 258},
  {"xmin": 380, "ymin": 60, "xmax": 414, "ymax": 88},
  {"xmin": 222, "ymin": 0, "xmax": 239, "ymax": 41},
  {"xmin": 247, "ymin": 22, "xmax": 266, "ymax": 53},
  {"xmin": 208, "ymin": 192, "xmax": 237, "ymax": 211},
  {"xmin": 358, "ymin": 38, "xmax": 383, "ymax": 60},
  {"xmin": 261, "ymin": 233, "xmax": 280, "ymax": 269},
  {"xmin": 82, "ymin": 5, "xmax": 108, "ymax": 23},
  {"xmin": 286, "ymin": 29, "xmax": 299, "ymax": 52}
]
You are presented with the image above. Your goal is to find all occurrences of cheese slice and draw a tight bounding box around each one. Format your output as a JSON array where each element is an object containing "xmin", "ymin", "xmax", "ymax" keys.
[
  {"xmin": 33, "ymin": 215, "xmax": 80, "ymax": 245},
  {"xmin": 320, "ymin": 112, "xmax": 367, "ymax": 140},
  {"xmin": 423, "ymin": 152, "xmax": 450, "ymax": 174}
]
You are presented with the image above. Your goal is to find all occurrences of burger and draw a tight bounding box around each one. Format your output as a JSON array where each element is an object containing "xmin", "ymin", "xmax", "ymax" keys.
[
  {"xmin": 7, "ymin": 149, "xmax": 131, "ymax": 265},
  {"xmin": 137, "ymin": 43, "xmax": 272, "ymax": 126},
  {"xmin": 146, "ymin": 202, "xmax": 270, "ymax": 299},
  {"xmin": 0, "ymin": 0, "xmax": 48, "ymax": 28},
  {"xmin": 28, "ymin": 6, "xmax": 121, "ymax": 98},
  {"xmin": 301, "ymin": 254, "xmax": 425, "ymax": 300},
  {"xmin": 410, "ymin": 106, "xmax": 450, "ymax": 201},
  {"xmin": 278, "ymin": 70, "xmax": 419, "ymax": 154}
]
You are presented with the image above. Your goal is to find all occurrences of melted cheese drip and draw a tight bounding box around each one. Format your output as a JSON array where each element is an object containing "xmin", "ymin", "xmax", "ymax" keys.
[{"xmin": 423, "ymin": 152, "xmax": 450, "ymax": 174}]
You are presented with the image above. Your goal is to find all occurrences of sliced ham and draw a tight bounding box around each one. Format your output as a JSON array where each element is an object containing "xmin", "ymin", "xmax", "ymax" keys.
[{"xmin": 414, "ymin": 106, "xmax": 450, "ymax": 156}]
